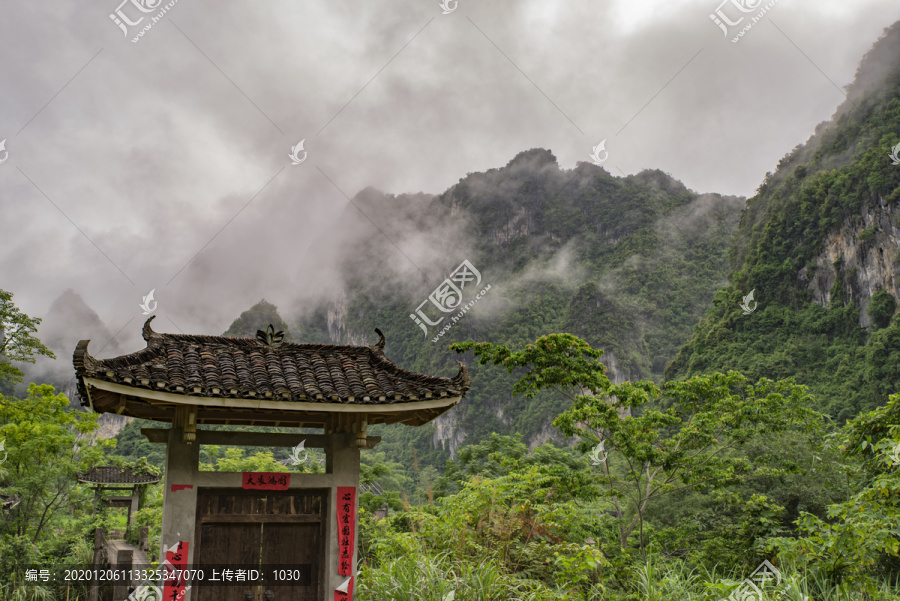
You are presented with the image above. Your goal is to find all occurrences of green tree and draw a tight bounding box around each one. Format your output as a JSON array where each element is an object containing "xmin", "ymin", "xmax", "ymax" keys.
[
  {"xmin": 452, "ymin": 334, "xmax": 823, "ymax": 557},
  {"xmin": 199, "ymin": 446, "xmax": 323, "ymax": 473},
  {"xmin": 0, "ymin": 384, "xmax": 109, "ymax": 542},
  {"xmin": 0, "ymin": 384, "xmax": 114, "ymax": 600},
  {"xmin": 774, "ymin": 392, "xmax": 900, "ymax": 592},
  {"xmin": 0, "ymin": 289, "xmax": 55, "ymax": 384},
  {"xmin": 868, "ymin": 290, "xmax": 898, "ymax": 329}
]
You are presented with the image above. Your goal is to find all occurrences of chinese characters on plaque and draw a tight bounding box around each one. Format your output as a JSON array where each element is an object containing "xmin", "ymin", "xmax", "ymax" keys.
[{"xmin": 242, "ymin": 472, "xmax": 290, "ymax": 490}]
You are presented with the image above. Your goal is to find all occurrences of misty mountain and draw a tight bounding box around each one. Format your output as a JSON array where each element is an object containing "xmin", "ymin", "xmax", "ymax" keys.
[
  {"xmin": 28, "ymin": 289, "xmax": 124, "ymax": 395},
  {"xmin": 667, "ymin": 22, "xmax": 900, "ymax": 421},
  {"xmin": 224, "ymin": 149, "xmax": 744, "ymax": 465},
  {"xmin": 22, "ymin": 289, "xmax": 135, "ymax": 437}
]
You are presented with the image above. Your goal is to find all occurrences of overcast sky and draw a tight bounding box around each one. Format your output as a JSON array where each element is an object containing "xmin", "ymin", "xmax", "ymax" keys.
[{"xmin": 1, "ymin": 0, "xmax": 898, "ymax": 360}]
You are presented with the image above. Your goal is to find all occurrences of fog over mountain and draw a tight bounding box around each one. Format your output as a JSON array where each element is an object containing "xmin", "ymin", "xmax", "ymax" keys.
[{"xmin": 1, "ymin": 0, "xmax": 897, "ymax": 363}]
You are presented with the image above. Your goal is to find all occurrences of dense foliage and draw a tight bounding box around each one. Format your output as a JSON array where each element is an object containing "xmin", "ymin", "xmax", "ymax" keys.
[{"xmin": 352, "ymin": 334, "xmax": 900, "ymax": 599}]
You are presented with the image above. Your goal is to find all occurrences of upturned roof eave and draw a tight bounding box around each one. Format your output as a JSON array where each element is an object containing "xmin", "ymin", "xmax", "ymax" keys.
[
  {"xmin": 81, "ymin": 376, "xmax": 464, "ymax": 415},
  {"xmin": 72, "ymin": 318, "xmax": 471, "ymax": 404}
]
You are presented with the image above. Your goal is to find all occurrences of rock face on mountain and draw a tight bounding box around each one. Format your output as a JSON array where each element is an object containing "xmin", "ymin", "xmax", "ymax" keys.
[
  {"xmin": 667, "ymin": 22, "xmax": 900, "ymax": 421},
  {"xmin": 238, "ymin": 144, "xmax": 743, "ymax": 460},
  {"xmin": 799, "ymin": 194, "xmax": 900, "ymax": 326}
]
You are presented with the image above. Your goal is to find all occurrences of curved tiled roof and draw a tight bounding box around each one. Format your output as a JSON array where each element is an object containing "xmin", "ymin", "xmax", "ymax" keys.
[
  {"xmin": 73, "ymin": 317, "xmax": 470, "ymax": 406},
  {"xmin": 78, "ymin": 466, "xmax": 161, "ymax": 485}
]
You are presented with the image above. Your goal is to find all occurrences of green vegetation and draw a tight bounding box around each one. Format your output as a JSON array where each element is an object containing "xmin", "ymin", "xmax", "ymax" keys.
[
  {"xmin": 667, "ymin": 24, "xmax": 900, "ymax": 422},
  {"xmin": 6, "ymin": 21, "xmax": 900, "ymax": 600},
  {"xmin": 0, "ymin": 289, "xmax": 55, "ymax": 387},
  {"xmin": 293, "ymin": 154, "xmax": 745, "ymax": 482},
  {"xmin": 0, "ymin": 384, "xmax": 111, "ymax": 600},
  {"xmin": 351, "ymin": 334, "xmax": 900, "ymax": 599}
]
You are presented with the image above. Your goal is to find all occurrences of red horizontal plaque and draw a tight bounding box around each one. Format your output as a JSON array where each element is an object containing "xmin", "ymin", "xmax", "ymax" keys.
[{"xmin": 242, "ymin": 472, "xmax": 290, "ymax": 490}]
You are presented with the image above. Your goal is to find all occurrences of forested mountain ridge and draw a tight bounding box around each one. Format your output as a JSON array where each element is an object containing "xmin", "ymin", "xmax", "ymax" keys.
[
  {"xmin": 666, "ymin": 23, "xmax": 900, "ymax": 421},
  {"xmin": 223, "ymin": 149, "xmax": 745, "ymax": 464}
]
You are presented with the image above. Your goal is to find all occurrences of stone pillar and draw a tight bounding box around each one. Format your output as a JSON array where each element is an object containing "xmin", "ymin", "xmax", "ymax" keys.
[
  {"xmin": 159, "ymin": 426, "xmax": 199, "ymax": 600},
  {"xmin": 326, "ymin": 433, "xmax": 360, "ymax": 601},
  {"xmin": 130, "ymin": 485, "xmax": 141, "ymax": 518},
  {"xmin": 126, "ymin": 486, "xmax": 139, "ymax": 537}
]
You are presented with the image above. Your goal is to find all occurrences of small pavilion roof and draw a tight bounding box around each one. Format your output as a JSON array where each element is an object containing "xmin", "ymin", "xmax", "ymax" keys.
[
  {"xmin": 77, "ymin": 466, "xmax": 160, "ymax": 485},
  {"xmin": 72, "ymin": 317, "xmax": 470, "ymax": 428}
]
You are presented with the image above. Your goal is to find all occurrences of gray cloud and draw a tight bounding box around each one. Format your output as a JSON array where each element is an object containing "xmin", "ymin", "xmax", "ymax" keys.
[{"xmin": 0, "ymin": 0, "xmax": 897, "ymax": 366}]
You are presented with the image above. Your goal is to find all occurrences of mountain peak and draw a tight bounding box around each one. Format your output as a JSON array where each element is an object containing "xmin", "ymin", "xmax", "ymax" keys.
[{"xmin": 505, "ymin": 148, "xmax": 559, "ymax": 170}]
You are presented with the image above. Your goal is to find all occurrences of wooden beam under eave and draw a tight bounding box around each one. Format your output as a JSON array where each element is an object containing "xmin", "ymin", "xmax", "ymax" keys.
[
  {"xmin": 140, "ymin": 428, "xmax": 381, "ymax": 449},
  {"xmin": 85, "ymin": 377, "xmax": 461, "ymax": 415}
]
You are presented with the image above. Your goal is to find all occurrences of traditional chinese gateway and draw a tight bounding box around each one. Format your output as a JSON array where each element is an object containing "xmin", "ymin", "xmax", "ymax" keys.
[{"xmin": 73, "ymin": 317, "xmax": 470, "ymax": 601}]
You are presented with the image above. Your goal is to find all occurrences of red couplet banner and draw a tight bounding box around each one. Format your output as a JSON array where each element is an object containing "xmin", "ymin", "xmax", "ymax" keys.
[
  {"xmin": 336, "ymin": 486, "xmax": 356, "ymax": 577},
  {"xmin": 162, "ymin": 540, "xmax": 188, "ymax": 600},
  {"xmin": 242, "ymin": 472, "xmax": 290, "ymax": 490}
]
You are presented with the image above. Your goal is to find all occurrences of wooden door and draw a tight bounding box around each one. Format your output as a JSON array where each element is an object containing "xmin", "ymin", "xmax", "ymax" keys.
[
  {"xmin": 261, "ymin": 523, "xmax": 321, "ymax": 601},
  {"xmin": 195, "ymin": 523, "xmax": 262, "ymax": 601},
  {"xmin": 194, "ymin": 489, "xmax": 327, "ymax": 601}
]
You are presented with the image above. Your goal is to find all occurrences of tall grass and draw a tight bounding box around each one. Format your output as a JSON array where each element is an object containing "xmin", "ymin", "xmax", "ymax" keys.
[
  {"xmin": 632, "ymin": 555, "xmax": 900, "ymax": 601},
  {"xmin": 357, "ymin": 553, "xmax": 900, "ymax": 601},
  {"xmin": 355, "ymin": 550, "xmax": 569, "ymax": 601}
]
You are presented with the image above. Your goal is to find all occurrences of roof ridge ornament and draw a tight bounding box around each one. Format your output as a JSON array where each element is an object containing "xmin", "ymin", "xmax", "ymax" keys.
[
  {"xmin": 142, "ymin": 315, "xmax": 158, "ymax": 342},
  {"xmin": 256, "ymin": 324, "xmax": 285, "ymax": 347},
  {"xmin": 452, "ymin": 361, "xmax": 471, "ymax": 389},
  {"xmin": 73, "ymin": 340, "xmax": 101, "ymax": 373},
  {"xmin": 371, "ymin": 328, "xmax": 386, "ymax": 352}
]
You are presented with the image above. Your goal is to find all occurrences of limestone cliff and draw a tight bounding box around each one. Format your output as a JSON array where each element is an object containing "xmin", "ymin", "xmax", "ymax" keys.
[{"xmin": 798, "ymin": 194, "xmax": 900, "ymax": 325}]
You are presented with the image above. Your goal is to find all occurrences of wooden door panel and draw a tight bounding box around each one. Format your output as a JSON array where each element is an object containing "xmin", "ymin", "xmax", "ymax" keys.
[
  {"xmin": 194, "ymin": 489, "xmax": 327, "ymax": 601},
  {"xmin": 194, "ymin": 523, "xmax": 261, "ymax": 601},
  {"xmin": 260, "ymin": 523, "xmax": 321, "ymax": 600}
]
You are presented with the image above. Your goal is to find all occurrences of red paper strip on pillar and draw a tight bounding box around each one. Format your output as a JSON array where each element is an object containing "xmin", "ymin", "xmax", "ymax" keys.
[
  {"xmin": 162, "ymin": 540, "xmax": 189, "ymax": 600},
  {"xmin": 242, "ymin": 472, "xmax": 290, "ymax": 490},
  {"xmin": 336, "ymin": 486, "xmax": 356, "ymax": 577},
  {"xmin": 334, "ymin": 575, "xmax": 354, "ymax": 601}
]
